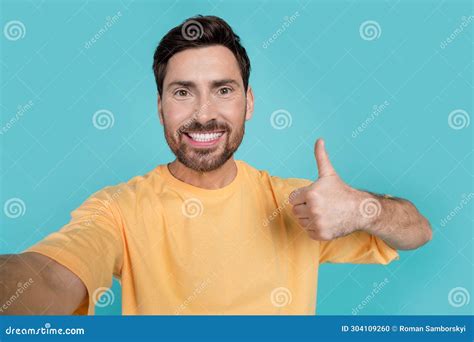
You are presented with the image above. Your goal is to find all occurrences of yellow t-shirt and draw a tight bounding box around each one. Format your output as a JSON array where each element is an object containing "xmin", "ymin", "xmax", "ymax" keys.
[{"xmin": 26, "ymin": 160, "xmax": 399, "ymax": 315}]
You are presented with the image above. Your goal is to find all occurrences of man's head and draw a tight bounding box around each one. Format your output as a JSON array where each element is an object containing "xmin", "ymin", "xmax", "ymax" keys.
[{"xmin": 153, "ymin": 15, "xmax": 254, "ymax": 172}]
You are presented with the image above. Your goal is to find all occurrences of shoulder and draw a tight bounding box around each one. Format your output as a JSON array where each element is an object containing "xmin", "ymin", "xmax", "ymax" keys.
[
  {"xmin": 237, "ymin": 160, "xmax": 312, "ymax": 195},
  {"xmin": 86, "ymin": 165, "xmax": 165, "ymax": 206}
]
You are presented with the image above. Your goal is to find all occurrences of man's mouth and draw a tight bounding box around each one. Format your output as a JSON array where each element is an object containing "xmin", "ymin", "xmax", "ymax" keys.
[{"xmin": 182, "ymin": 130, "xmax": 226, "ymax": 147}]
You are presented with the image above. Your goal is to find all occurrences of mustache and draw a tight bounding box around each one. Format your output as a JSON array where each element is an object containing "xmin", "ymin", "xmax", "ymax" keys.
[{"xmin": 176, "ymin": 119, "xmax": 230, "ymax": 135}]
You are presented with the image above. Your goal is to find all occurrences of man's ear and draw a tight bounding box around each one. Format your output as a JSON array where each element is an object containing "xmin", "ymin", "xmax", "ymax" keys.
[
  {"xmin": 157, "ymin": 94, "xmax": 164, "ymax": 125},
  {"xmin": 245, "ymin": 86, "xmax": 254, "ymax": 121}
]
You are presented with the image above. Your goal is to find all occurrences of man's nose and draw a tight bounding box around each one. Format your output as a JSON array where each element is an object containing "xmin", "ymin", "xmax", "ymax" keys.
[{"xmin": 194, "ymin": 95, "xmax": 217, "ymax": 123}]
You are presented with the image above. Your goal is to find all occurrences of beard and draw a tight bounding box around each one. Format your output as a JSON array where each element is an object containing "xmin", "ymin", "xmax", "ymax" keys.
[{"xmin": 163, "ymin": 113, "xmax": 245, "ymax": 172}]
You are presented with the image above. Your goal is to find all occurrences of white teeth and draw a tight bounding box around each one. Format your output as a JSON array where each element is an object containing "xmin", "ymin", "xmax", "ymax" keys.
[{"xmin": 188, "ymin": 132, "xmax": 224, "ymax": 142}]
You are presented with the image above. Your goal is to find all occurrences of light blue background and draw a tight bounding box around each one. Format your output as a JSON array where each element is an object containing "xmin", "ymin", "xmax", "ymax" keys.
[{"xmin": 1, "ymin": 0, "xmax": 472, "ymax": 315}]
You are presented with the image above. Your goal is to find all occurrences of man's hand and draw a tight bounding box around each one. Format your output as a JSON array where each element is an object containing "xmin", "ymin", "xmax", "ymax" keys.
[
  {"xmin": 289, "ymin": 138, "xmax": 432, "ymax": 249},
  {"xmin": 289, "ymin": 139, "xmax": 371, "ymax": 241}
]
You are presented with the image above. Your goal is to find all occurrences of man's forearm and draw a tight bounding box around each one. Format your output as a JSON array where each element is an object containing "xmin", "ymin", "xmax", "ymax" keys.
[
  {"xmin": 1, "ymin": 254, "xmax": 54, "ymax": 314},
  {"xmin": 358, "ymin": 192, "xmax": 432, "ymax": 250},
  {"xmin": 0, "ymin": 253, "xmax": 86, "ymax": 315}
]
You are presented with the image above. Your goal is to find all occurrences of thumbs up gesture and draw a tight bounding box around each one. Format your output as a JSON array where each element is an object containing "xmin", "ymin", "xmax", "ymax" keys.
[{"xmin": 289, "ymin": 139, "xmax": 366, "ymax": 241}]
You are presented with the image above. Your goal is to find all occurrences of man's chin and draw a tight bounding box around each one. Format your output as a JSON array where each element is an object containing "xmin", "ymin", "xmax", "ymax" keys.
[
  {"xmin": 175, "ymin": 148, "xmax": 233, "ymax": 173},
  {"xmin": 165, "ymin": 128, "xmax": 243, "ymax": 172}
]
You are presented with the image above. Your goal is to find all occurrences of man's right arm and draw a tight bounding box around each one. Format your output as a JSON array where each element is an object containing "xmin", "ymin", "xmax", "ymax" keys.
[{"xmin": 0, "ymin": 252, "xmax": 87, "ymax": 315}]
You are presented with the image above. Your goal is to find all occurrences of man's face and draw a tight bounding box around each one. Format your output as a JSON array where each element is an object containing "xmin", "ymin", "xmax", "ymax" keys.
[{"xmin": 158, "ymin": 45, "xmax": 254, "ymax": 172}]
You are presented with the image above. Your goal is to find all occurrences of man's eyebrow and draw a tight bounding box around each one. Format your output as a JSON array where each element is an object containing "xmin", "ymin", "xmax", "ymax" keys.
[
  {"xmin": 210, "ymin": 79, "xmax": 241, "ymax": 88},
  {"xmin": 167, "ymin": 80, "xmax": 196, "ymax": 89},
  {"xmin": 166, "ymin": 79, "xmax": 241, "ymax": 89}
]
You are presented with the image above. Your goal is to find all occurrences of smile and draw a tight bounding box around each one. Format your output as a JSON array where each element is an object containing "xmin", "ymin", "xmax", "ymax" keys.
[
  {"xmin": 183, "ymin": 131, "xmax": 226, "ymax": 147},
  {"xmin": 187, "ymin": 131, "xmax": 224, "ymax": 141}
]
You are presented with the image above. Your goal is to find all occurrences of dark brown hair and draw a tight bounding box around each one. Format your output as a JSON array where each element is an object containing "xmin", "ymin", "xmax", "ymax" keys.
[{"xmin": 152, "ymin": 15, "xmax": 251, "ymax": 96}]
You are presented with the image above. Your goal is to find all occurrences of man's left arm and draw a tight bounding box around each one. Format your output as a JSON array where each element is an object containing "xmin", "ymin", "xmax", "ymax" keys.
[
  {"xmin": 357, "ymin": 192, "xmax": 432, "ymax": 250},
  {"xmin": 289, "ymin": 138, "xmax": 432, "ymax": 251}
]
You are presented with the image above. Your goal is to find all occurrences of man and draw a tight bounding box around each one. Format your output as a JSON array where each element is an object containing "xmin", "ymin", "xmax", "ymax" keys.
[{"xmin": 0, "ymin": 15, "xmax": 431, "ymax": 315}]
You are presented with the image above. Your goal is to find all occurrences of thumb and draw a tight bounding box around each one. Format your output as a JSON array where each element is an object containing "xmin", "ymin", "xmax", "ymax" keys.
[{"xmin": 314, "ymin": 138, "xmax": 337, "ymax": 178}]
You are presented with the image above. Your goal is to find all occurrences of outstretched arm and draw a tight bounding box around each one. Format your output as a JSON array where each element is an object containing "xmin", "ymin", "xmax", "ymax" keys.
[{"xmin": 0, "ymin": 252, "xmax": 86, "ymax": 315}]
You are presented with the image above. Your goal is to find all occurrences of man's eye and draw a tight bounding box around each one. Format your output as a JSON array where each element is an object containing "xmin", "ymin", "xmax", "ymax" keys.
[
  {"xmin": 175, "ymin": 89, "xmax": 189, "ymax": 97},
  {"xmin": 218, "ymin": 87, "xmax": 232, "ymax": 95}
]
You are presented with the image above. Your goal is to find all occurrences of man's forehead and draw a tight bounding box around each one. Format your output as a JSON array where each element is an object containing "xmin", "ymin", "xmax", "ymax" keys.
[
  {"xmin": 168, "ymin": 45, "xmax": 238, "ymax": 63},
  {"xmin": 164, "ymin": 45, "xmax": 242, "ymax": 86}
]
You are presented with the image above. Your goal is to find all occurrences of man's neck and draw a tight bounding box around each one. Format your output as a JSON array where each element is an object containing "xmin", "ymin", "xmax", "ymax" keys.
[{"xmin": 167, "ymin": 158, "xmax": 237, "ymax": 190}]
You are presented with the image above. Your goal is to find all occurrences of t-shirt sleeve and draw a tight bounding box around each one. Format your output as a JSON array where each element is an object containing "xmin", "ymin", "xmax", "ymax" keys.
[
  {"xmin": 24, "ymin": 187, "xmax": 124, "ymax": 315},
  {"xmin": 319, "ymin": 230, "xmax": 399, "ymax": 265}
]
